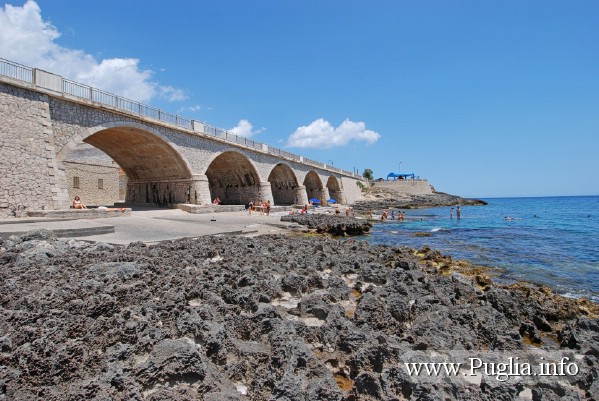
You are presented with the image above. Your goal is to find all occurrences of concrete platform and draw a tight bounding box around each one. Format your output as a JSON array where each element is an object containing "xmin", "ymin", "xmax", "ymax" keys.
[
  {"xmin": 0, "ymin": 219, "xmax": 115, "ymax": 239},
  {"xmin": 0, "ymin": 209, "xmax": 301, "ymax": 244},
  {"xmin": 26, "ymin": 208, "xmax": 131, "ymax": 219},
  {"xmin": 0, "ymin": 205, "xmax": 351, "ymax": 244}
]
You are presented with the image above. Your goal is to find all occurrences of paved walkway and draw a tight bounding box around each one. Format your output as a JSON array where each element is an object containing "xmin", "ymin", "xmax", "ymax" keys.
[{"xmin": 0, "ymin": 207, "xmax": 340, "ymax": 244}]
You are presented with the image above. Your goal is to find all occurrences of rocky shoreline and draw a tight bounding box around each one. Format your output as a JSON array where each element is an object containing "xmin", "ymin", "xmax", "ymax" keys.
[
  {"xmin": 352, "ymin": 190, "xmax": 487, "ymax": 213},
  {"xmin": 1, "ymin": 228, "xmax": 598, "ymax": 400},
  {"xmin": 281, "ymin": 214, "xmax": 372, "ymax": 236}
]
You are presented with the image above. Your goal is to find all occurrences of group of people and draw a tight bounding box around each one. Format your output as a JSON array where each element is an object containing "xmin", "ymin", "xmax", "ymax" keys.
[
  {"xmin": 449, "ymin": 206, "xmax": 462, "ymax": 219},
  {"xmin": 370, "ymin": 209, "xmax": 405, "ymax": 222},
  {"xmin": 370, "ymin": 207, "xmax": 464, "ymax": 222},
  {"xmin": 246, "ymin": 200, "xmax": 271, "ymax": 216}
]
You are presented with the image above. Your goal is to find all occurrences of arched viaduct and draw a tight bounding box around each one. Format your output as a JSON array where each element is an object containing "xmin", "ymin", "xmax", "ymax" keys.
[{"xmin": 0, "ymin": 60, "xmax": 364, "ymax": 217}]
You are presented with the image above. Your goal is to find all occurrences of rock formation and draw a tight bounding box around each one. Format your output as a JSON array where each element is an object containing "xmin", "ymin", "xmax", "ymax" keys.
[
  {"xmin": 0, "ymin": 230, "xmax": 597, "ymax": 400},
  {"xmin": 280, "ymin": 214, "xmax": 372, "ymax": 236},
  {"xmin": 353, "ymin": 189, "xmax": 487, "ymax": 212}
]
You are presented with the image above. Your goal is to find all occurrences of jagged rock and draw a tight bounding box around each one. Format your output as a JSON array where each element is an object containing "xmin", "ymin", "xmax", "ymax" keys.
[
  {"xmin": 280, "ymin": 214, "xmax": 372, "ymax": 236},
  {"xmin": 353, "ymin": 190, "xmax": 488, "ymax": 212},
  {"xmin": 0, "ymin": 233, "xmax": 597, "ymax": 400}
]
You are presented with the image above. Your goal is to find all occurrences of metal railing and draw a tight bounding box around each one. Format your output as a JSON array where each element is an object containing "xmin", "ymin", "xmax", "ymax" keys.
[
  {"xmin": 0, "ymin": 58, "xmax": 33, "ymax": 83},
  {"xmin": 0, "ymin": 57, "xmax": 359, "ymax": 178}
]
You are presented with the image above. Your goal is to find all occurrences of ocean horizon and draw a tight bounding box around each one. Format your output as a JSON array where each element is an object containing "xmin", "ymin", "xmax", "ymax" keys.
[{"xmin": 361, "ymin": 195, "xmax": 599, "ymax": 302}]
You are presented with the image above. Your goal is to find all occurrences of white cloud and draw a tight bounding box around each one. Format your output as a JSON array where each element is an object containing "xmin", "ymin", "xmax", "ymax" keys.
[
  {"xmin": 230, "ymin": 119, "xmax": 265, "ymax": 138},
  {"xmin": 287, "ymin": 118, "xmax": 381, "ymax": 148},
  {"xmin": 177, "ymin": 104, "xmax": 202, "ymax": 114},
  {"xmin": 0, "ymin": 0, "xmax": 185, "ymax": 103},
  {"xmin": 159, "ymin": 85, "xmax": 187, "ymax": 102}
]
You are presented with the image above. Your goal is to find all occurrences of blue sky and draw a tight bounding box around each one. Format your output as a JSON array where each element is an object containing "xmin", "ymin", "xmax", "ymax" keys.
[{"xmin": 1, "ymin": 0, "xmax": 598, "ymax": 198}]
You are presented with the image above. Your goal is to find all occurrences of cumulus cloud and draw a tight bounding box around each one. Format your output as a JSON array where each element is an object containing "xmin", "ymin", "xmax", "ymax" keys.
[
  {"xmin": 230, "ymin": 119, "xmax": 265, "ymax": 138},
  {"xmin": 287, "ymin": 118, "xmax": 381, "ymax": 148},
  {"xmin": 0, "ymin": 0, "xmax": 185, "ymax": 103}
]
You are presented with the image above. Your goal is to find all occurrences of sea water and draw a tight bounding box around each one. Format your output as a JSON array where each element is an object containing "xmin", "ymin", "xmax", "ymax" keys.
[{"xmin": 363, "ymin": 196, "xmax": 599, "ymax": 302}]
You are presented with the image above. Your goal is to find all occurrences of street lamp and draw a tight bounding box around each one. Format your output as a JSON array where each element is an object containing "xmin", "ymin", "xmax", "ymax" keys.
[{"xmin": 399, "ymin": 162, "xmax": 402, "ymax": 174}]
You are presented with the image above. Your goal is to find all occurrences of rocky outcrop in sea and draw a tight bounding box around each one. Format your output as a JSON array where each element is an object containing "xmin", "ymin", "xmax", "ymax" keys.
[
  {"xmin": 0, "ymin": 230, "xmax": 597, "ymax": 400},
  {"xmin": 280, "ymin": 214, "xmax": 372, "ymax": 236},
  {"xmin": 353, "ymin": 190, "xmax": 487, "ymax": 212}
]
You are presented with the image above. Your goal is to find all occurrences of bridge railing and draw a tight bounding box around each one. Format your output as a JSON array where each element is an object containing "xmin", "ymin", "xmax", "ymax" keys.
[
  {"xmin": 0, "ymin": 58, "xmax": 33, "ymax": 83},
  {"xmin": 269, "ymin": 146, "xmax": 301, "ymax": 162},
  {"xmin": 0, "ymin": 57, "xmax": 360, "ymax": 178}
]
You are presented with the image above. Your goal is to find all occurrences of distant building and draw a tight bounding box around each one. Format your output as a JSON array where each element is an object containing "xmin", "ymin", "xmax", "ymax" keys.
[{"xmin": 63, "ymin": 144, "xmax": 126, "ymax": 206}]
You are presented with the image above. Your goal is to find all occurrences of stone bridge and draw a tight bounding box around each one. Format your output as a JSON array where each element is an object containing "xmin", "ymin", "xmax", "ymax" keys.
[{"xmin": 0, "ymin": 58, "xmax": 365, "ymax": 218}]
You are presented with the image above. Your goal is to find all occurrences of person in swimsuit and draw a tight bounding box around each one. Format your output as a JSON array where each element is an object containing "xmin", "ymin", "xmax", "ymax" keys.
[{"xmin": 72, "ymin": 195, "xmax": 87, "ymax": 209}]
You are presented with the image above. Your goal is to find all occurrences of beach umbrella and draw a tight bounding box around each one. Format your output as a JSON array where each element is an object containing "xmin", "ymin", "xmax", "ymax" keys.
[
  {"xmin": 327, "ymin": 199, "xmax": 337, "ymax": 203},
  {"xmin": 309, "ymin": 198, "xmax": 320, "ymax": 203}
]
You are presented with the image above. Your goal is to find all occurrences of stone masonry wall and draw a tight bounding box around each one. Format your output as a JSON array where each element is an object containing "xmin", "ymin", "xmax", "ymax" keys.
[
  {"xmin": 371, "ymin": 179, "xmax": 433, "ymax": 195},
  {"xmin": 341, "ymin": 176, "xmax": 365, "ymax": 205},
  {"xmin": 63, "ymin": 161, "xmax": 120, "ymax": 206},
  {"xmin": 0, "ymin": 82, "xmax": 69, "ymax": 218}
]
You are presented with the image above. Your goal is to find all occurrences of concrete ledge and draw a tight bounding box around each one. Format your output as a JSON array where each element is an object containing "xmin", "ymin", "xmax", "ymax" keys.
[
  {"xmin": 176, "ymin": 204, "xmax": 296, "ymax": 214},
  {"xmin": 26, "ymin": 208, "xmax": 131, "ymax": 219},
  {"xmin": 0, "ymin": 222, "xmax": 115, "ymax": 239},
  {"xmin": 176, "ymin": 204, "xmax": 246, "ymax": 214}
]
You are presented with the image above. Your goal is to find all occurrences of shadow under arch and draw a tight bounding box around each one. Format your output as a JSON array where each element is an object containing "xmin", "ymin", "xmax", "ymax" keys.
[
  {"xmin": 303, "ymin": 171, "xmax": 324, "ymax": 204},
  {"xmin": 268, "ymin": 163, "xmax": 299, "ymax": 206},
  {"xmin": 205, "ymin": 151, "xmax": 262, "ymax": 205},
  {"xmin": 326, "ymin": 176, "xmax": 344, "ymax": 204},
  {"xmin": 60, "ymin": 122, "xmax": 194, "ymax": 206}
]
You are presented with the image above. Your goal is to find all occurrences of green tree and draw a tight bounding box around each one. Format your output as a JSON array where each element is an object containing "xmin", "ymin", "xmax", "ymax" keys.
[{"xmin": 362, "ymin": 168, "xmax": 374, "ymax": 180}]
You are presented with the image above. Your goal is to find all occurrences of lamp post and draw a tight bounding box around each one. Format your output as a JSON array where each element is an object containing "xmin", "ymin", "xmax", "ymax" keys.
[{"xmin": 399, "ymin": 162, "xmax": 402, "ymax": 174}]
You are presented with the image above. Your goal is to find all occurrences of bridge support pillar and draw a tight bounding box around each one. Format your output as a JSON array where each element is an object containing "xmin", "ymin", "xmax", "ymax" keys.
[
  {"xmin": 259, "ymin": 181, "xmax": 274, "ymax": 204},
  {"xmin": 294, "ymin": 185, "xmax": 309, "ymax": 206},
  {"xmin": 189, "ymin": 174, "xmax": 211, "ymax": 205},
  {"xmin": 321, "ymin": 187, "xmax": 331, "ymax": 206}
]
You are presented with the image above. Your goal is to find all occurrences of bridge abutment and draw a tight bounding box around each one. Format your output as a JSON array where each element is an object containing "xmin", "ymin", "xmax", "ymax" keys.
[
  {"xmin": 321, "ymin": 188, "xmax": 331, "ymax": 205},
  {"xmin": 295, "ymin": 185, "xmax": 309, "ymax": 206},
  {"xmin": 189, "ymin": 174, "xmax": 212, "ymax": 205},
  {"xmin": 259, "ymin": 182, "xmax": 274, "ymax": 205}
]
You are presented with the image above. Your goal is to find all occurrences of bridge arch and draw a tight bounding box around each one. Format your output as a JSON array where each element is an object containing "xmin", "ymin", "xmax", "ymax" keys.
[
  {"xmin": 326, "ymin": 176, "xmax": 344, "ymax": 204},
  {"xmin": 205, "ymin": 151, "xmax": 262, "ymax": 205},
  {"xmin": 268, "ymin": 163, "xmax": 299, "ymax": 206},
  {"xmin": 58, "ymin": 122, "xmax": 195, "ymax": 205},
  {"xmin": 303, "ymin": 171, "xmax": 324, "ymax": 204},
  {"xmin": 57, "ymin": 121, "xmax": 194, "ymax": 178}
]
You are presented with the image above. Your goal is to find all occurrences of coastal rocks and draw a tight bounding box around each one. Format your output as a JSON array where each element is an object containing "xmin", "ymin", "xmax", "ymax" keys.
[
  {"xmin": 0, "ymin": 232, "xmax": 598, "ymax": 400},
  {"xmin": 280, "ymin": 214, "xmax": 372, "ymax": 236},
  {"xmin": 353, "ymin": 190, "xmax": 487, "ymax": 212}
]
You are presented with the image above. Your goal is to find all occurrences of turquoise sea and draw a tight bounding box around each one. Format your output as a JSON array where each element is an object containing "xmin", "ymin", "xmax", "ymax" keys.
[{"xmin": 363, "ymin": 196, "xmax": 599, "ymax": 302}]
